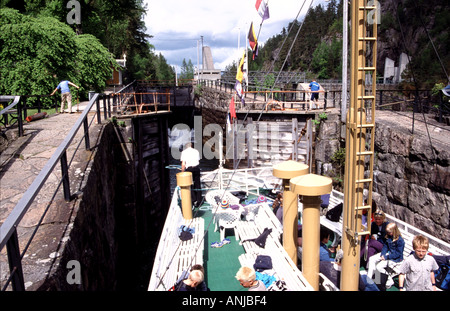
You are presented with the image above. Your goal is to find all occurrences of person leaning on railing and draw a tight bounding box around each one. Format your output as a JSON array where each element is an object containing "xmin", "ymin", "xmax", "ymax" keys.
[{"xmin": 50, "ymin": 80, "xmax": 80, "ymax": 114}]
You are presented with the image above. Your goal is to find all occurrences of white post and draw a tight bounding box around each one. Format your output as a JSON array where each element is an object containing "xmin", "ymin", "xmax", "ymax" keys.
[
  {"xmin": 341, "ymin": 0, "xmax": 348, "ymax": 124},
  {"xmin": 219, "ymin": 131, "xmax": 223, "ymax": 190}
]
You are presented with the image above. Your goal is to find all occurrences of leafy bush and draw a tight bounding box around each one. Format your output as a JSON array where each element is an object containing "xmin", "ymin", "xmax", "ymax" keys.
[{"xmin": 0, "ymin": 8, "xmax": 116, "ymax": 106}]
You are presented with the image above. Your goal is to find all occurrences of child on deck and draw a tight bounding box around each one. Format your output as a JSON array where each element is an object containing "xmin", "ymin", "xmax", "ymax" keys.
[{"xmin": 398, "ymin": 235, "xmax": 439, "ymax": 291}]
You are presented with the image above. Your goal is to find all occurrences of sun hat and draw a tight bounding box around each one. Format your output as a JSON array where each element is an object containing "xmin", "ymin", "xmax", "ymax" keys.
[
  {"xmin": 257, "ymin": 195, "xmax": 267, "ymax": 203},
  {"xmin": 221, "ymin": 199, "xmax": 230, "ymax": 209}
]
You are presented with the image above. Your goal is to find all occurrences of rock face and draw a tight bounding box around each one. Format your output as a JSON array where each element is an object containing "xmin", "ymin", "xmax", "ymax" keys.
[
  {"xmin": 315, "ymin": 114, "xmax": 450, "ymax": 243},
  {"xmin": 373, "ymin": 122, "xmax": 450, "ymax": 243}
]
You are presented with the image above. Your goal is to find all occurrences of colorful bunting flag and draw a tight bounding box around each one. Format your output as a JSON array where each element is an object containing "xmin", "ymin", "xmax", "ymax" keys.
[
  {"xmin": 255, "ymin": 0, "xmax": 270, "ymax": 21},
  {"xmin": 229, "ymin": 97, "xmax": 237, "ymax": 120},
  {"xmin": 248, "ymin": 22, "xmax": 258, "ymax": 60},
  {"xmin": 234, "ymin": 80, "xmax": 245, "ymax": 106},
  {"xmin": 235, "ymin": 51, "xmax": 246, "ymax": 83},
  {"xmin": 235, "ymin": 52, "xmax": 246, "ymax": 105}
]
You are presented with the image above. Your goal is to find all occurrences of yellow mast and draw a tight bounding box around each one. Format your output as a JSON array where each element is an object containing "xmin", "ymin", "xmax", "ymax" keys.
[{"xmin": 340, "ymin": 0, "xmax": 377, "ymax": 291}]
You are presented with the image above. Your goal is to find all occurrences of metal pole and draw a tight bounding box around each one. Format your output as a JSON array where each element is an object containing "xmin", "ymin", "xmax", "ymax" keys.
[
  {"xmin": 83, "ymin": 118, "xmax": 90, "ymax": 150},
  {"xmin": 6, "ymin": 230, "xmax": 25, "ymax": 291},
  {"xmin": 273, "ymin": 161, "xmax": 309, "ymax": 265},
  {"xmin": 60, "ymin": 151, "xmax": 71, "ymax": 202},
  {"xmin": 177, "ymin": 172, "xmax": 193, "ymax": 220},
  {"xmin": 96, "ymin": 96, "xmax": 101, "ymax": 124},
  {"xmin": 201, "ymin": 36, "xmax": 204, "ymax": 81},
  {"xmin": 341, "ymin": 0, "xmax": 348, "ymax": 124}
]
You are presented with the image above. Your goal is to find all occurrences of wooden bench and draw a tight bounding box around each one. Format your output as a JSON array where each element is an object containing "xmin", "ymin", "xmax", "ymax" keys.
[
  {"xmin": 320, "ymin": 190, "xmax": 450, "ymax": 257},
  {"xmin": 319, "ymin": 273, "xmax": 339, "ymax": 291},
  {"xmin": 236, "ymin": 203, "xmax": 313, "ymax": 290},
  {"xmin": 385, "ymin": 213, "xmax": 450, "ymax": 257}
]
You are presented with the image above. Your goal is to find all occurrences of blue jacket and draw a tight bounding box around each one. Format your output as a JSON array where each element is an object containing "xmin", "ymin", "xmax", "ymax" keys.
[
  {"xmin": 320, "ymin": 242, "xmax": 334, "ymax": 262},
  {"xmin": 381, "ymin": 236, "xmax": 404, "ymax": 262},
  {"xmin": 309, "ymin": 81, "xmax": 320, "ymax": 91}
]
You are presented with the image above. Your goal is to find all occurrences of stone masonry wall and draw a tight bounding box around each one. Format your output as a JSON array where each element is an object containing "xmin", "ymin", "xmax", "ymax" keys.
[
  {"xmin": 315, "ymin": 116, "xmax": 450, "ymax": 244},
  {"xmin": 39, "ymin": 122, "xmax": 127, "ymax": 290},
  {"xmin": 39, "ymin": 115, "xmax": 171, "ymax": 291},
  {"xmin": 373, "ymin": 122, "xmax": 450, "ymax": 243}
]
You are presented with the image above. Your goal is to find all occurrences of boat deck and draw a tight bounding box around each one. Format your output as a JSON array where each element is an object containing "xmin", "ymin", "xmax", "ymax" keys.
[{"xmin": 197, "ymin": 206, "xmax": 246, "ymax": 291}]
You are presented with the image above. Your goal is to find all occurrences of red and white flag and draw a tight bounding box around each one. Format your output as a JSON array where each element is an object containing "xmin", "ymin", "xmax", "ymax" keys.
[{"xmin": 255, "ymin": 0, "xmax": 270, "ymax": 21}]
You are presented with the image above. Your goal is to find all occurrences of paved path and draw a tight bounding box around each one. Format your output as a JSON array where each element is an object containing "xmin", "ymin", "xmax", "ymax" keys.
[
  {"xmin": 0, "ymin": 103, "xmax": 103, "ymax": 290},
  {"xmin": 376, "ymin": 110, "xmax": 450, "ymax": 148}
]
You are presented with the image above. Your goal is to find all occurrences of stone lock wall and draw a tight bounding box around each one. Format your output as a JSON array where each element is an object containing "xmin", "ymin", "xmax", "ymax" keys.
[
  {"xmin": 373, "ymin": 122, "xmax": 450, "ymax": 243},
  {"xmin": 315, "ymin": 117, "xmax": 450, "ymax": 243},
  {"xmin": 39, "ymin": 114, "xmax": 171, "ymax": 290}
]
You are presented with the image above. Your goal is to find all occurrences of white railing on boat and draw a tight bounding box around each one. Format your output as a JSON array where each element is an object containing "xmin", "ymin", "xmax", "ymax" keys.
[
  {"xmin": 148, "ymin": 187, "xmax": 204, "ymax": 291},
  {"xmin": 319, "ymin": 190, "xmax": 450, "ymax": 257},
  {"xmin": 201, "ymin": 166, "xmax": 281, "ymax": 197}
]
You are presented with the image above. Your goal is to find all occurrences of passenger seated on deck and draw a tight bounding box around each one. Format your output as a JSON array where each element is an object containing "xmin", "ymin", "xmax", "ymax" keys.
[
  {"xmin": 367, "ymin": 222, "xmax": 404, "ymax": 290},
  {"xmin": 189, "ymin": 264, "xmax": 209, "ymax": 291},
  {"xmin": 272, "ymin": 193, "xmax": 283, "ymax": 213},
  {"xmin": 320, "ymin": 249, "xmax": 367, "ymax": 291},
  {"xmin": 272, "ymin": 193, "xmax": 283, "ymax": 224},
  {"xmin": 320, "ymin": 227, "xmax": 336, "ymax": 262},
  {"xmin": 235, "ymin": 266, "xmax": 267, "ymax": 291},
  {"xmin": 176, "ymin": 269, "xmax": 206, "ymax": 291},
  {"xmin": 361, "ymin": 208, "xmax": 389, "ymax": 269}
]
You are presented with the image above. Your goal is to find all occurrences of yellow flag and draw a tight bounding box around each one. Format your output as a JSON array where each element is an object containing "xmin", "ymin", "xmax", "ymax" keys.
[{"xmin": 235, "ymin": 51, "xmax": 245, "ymax": 83}]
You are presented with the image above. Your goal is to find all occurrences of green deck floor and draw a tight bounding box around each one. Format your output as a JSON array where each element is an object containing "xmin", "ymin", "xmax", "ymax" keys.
[
  {"xmin": 194, "ymin": 193, "xmax": 397, "ymax": 292},
  {"xmin": 195, "ymin": 205, "xmax": 247, "ymax": 291}
]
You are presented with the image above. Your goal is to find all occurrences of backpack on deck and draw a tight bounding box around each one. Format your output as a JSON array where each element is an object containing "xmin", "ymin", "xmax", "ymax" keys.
[
  {"xmin": 434, "ymin": 255, "xmax": 450, "ymax": 291},
  {"xmin": 325, "ymin": 202, "xmax": 343, "ymax": 222}
]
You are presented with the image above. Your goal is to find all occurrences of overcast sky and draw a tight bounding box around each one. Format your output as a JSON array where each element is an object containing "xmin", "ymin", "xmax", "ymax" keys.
[{"xmin": 144, "ymin": 0, "xmax": 329, "ymax": 72}]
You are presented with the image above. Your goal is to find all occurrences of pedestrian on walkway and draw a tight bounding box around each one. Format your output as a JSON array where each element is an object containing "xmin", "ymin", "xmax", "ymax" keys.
[
  {"xmin": 50, "ymin": 80, "xmax": 80, "ymax": 113},
  {"xmin": 308, "ymin": 78, "xmax": 321, "ymax": 110}
]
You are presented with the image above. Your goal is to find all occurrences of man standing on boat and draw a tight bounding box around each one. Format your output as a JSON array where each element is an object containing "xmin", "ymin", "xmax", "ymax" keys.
[
  {"xmin": 181, "ymin": 141, "xmax": 201, "ymax": 207},
  {"xmin": 308, "ymin": 78, "xmax": 320, "ymax": 110}
]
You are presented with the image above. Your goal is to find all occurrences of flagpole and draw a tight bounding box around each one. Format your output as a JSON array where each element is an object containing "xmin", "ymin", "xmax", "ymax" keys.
[
  {"xmin": 201, "ymin": 35, "xmax": 204, "ymax": 81},
  {"xmin": 237, "ymin": 27, "xmax": 240, "ymax": 52},
  {"xmin": 245, "ymin": 22, "xmax": 248, "ymax": 93}
]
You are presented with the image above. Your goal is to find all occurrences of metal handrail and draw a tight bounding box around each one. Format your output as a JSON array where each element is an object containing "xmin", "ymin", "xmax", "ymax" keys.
[
  {"xmin": 0, "ymin": 93, "xmax": 110, "ymax": 290},
  {"xmin": 0, "ymin": 96, "xmax": 23, "ymax": 136}
]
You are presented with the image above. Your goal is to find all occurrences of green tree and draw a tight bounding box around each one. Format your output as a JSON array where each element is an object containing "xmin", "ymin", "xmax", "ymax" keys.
[
  {"xmin": 311, "ymin": 42, "xmax": 330, "ymax": 79},
  {"xmin": 0, "ymin": 8, "xmax": 115, "ymax": 102},
  {"xmin": 180, "ymin": 59, "xmax": 194, "ymax": 80},
  {"xmin": 1, "ymin": 0, "xmax": 156, "ymax": 84}
]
